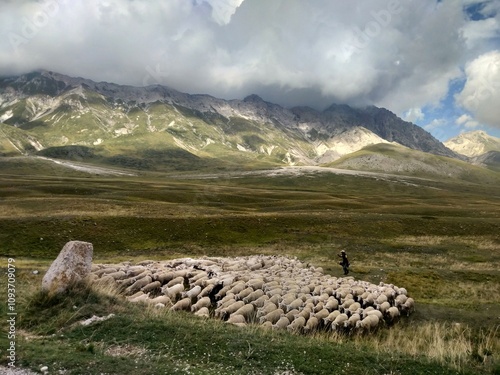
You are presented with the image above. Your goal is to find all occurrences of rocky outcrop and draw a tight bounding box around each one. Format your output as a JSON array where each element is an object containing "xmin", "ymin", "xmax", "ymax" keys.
[{"xmin": 42, "ymin": 241, "xmax": 93, "ymax": 295}]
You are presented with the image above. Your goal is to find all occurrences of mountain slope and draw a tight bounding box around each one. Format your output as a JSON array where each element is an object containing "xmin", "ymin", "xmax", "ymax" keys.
[
  {"xmin": 444, "ymin": 130, "xmax": 500, "ymax": 157},
  {"xmin": 0, "ymin": 70, "xmax": 460, "ymax": 171},
  {"xmin": 326, "ymin": 143, "xmax": 500, "ymax": 183}
]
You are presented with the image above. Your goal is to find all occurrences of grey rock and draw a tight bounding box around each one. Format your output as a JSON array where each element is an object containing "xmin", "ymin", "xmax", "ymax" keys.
[{"xmin": 42, "ymin": 241, "xmax": 93, "ymax": 295}]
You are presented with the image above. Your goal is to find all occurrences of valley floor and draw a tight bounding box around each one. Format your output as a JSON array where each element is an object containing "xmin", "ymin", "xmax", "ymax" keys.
[{"xmin": 0, "ymin": 160, "xmax": 499, "ymax": 374}]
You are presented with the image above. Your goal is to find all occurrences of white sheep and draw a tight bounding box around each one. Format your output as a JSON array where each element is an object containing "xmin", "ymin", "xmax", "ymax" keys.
[
  {"xmin": 150, "ymin": 295, "xmax": 173, "ymax": 307},
  {"xmin": 162, "ymin": 283, "xmax": 185, "ymax": 300},
  {"xmin": 287, "ymin": 316, "xmax": 306, "ymax": 333},
  {"xmin": 344, "ymin": 313, "xmax": 361, "ymax": 328},
  {"xmin": 217, "ymin": 301, "xmax": 245, "ymax": 320},
  {"xmin": 259, "ymin": 308, "xmax": 284, "ymax": 325},
  {"xmin": 166, "ymin": 276, "xmax": 185, "ymax": 288},
  {"xmin": 125, "ymin": 275, "xmax": 153, "ymax": 295},
  {"xmin": 331, "ymin": 313, "xmax": 349, "ymax": 330},
  {"xmin": 386, "ymin": 306, "xmax": 400, "ymax": 321},
  {"xmin": 303, "ymin": 316, "xmax": 319, "ymax": 333},
  {"xmin": 312, "ymin": 308, "xmax": 330, "ymax": 321},
  {"xmin": 182, "ymin": 285, "xmax": 202, "ymax": 299},
  {"xmin": 142, "ymin": 281, "xmax": 161, "ymax": 293},
  {"xmin": 273, "ymin": 316, "xmax": 290, "ymax": 330},
  {"xmin": 191, "ymin": 297, "xmax": 212, "ymax": 312},
  {"xmin": 226, "ymin": 314, "xmax": 247, "ymax": 325},
  {"xmin": 232, "ymin": 304, "xmax": 255, "ymax": 322},
  {"xmin": 401, "ymin": 297, "xmax": 415, "ymax": 316},
  {"xmin": 194, "ymin": 307, "xmax": 210, "ymax": 318},
  {"xmin": 378, "ymin": 301, "xmax": 391, "ymax": 314},
  {"xmin": 171, "ymin": 297, "xmax": 192, "ymax": 311},
  {"xmin": 356, "ymin": 314, "xmax": 380, "ymax": 331},
  {"xmin": 243, "ymin": 289, "xmax": 264, "ymax": 304}
]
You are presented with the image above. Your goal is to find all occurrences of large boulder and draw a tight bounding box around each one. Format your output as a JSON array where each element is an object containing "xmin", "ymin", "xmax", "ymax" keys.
[{"xmin": 42, "ymin": 241, "xmax": 93, "ymax": 295}]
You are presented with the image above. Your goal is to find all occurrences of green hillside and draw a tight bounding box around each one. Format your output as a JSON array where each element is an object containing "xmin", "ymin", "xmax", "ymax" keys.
[{"xmin": 326, "ymin": 143, "xmax": 500, "ymax": 184}]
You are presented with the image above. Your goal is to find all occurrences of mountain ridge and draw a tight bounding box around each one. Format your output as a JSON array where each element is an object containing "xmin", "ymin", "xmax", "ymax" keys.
[{"xmin": 0, "ymin": 70, "xmax": 462, "ymax": 171}]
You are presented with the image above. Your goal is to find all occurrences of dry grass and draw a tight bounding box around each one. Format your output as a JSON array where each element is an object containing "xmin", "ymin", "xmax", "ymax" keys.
[
  {"xmin": 350, "ymin": 323, "xmax": 499, "ymax": 372},
  {"xmin": 386, "ymin": 235, "xmax": 500, "ymax": 252}
]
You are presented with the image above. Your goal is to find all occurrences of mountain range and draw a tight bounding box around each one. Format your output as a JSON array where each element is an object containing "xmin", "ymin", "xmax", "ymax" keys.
[{"xmin": 0, "ymin": 70, "xmax": 499, "ymax": 178}]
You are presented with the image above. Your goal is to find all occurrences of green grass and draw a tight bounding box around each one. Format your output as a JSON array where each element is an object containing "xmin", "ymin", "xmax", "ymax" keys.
[{"xmin": 0, "ymin": 160, "xmax": 499, "ymax": 374}]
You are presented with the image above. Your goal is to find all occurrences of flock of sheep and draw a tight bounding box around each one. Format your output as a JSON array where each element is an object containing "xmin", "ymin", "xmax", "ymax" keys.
[{"xmin": 89, "ymin": 255, "xmax": 414, "ymax": 334}]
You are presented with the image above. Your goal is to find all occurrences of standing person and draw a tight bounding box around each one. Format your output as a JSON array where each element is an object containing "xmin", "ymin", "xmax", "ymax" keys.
[{"xmin": 338, "ymin": 250, "xmax": 350, "ymax": 275}]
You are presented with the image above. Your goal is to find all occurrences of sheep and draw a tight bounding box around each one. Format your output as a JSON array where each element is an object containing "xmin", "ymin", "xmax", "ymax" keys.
[
  {"xmin": 182, "ymin": 285, "xmax": 202, "ymax": 299},
  {"xmin": 154, "ymin": 272, "xmax": 176, "ymax": 284},
  {"xmin": 285, "ymin": 309, "xmax": 300, "ymax": 322},
  {"xmin": 280, "ymin": 293, "xmax": 298, "ymax": 306},
  {"xmin": 191, "ymin": 297, "xmax": 212, "ymax": 312},
  {"xmin": 108, "ymin": 271, "xmax": 127, "ymax": 280},
  {"xmin": 150, "ymin": 295, "xmax": 173, "ymax": 307},
  {"xmin": 125, "ymin": 275, "xmax": 153, "ymax": 295},
  {"xmin": 285, "ymin": 298, "xmax": 304, "ymax": 312},
  {"xmin": 162, "ymin": 283, "xmax": 185, "ymax": 300},
  {"xmin": 347, "ymin": 302, "xmax": 362, "ymax": 315},
  {"xmin": 189, "ymin": 271, "xmax": 208, "ymax": 283},
  {"xmin": 236, "ymin": 287, "xmax": 254, "ymax": 301},
  {"xmin": 259, "ymin": 308, "xmax": 284, "ymax": 325},
  {"xmin": 94, "ymin": 267, "xmax": 117, "ymax": 277},
  {"xmin": 356, "ymin": 314, "xmax": 380, "ymax": 331},
  {"xmin": 227, "ymin": 281, "xmax": 247, "ymax": 295},
  {"xmin": 312, "ymin": 308, "xmax": 330, "ymax": 321},
  {"xmin": 142, "ymin": 281, "xmax": 161, "ymax": 293},
  {"xmin": 323, "ymin": 310, "xmax": 341, "ymax": 326},
  {"xmin": 95, "ymin": 255, "xmax": 414, "ymax": 336},
  {"xmin": 303, "ymin": 316, "xmax": 319, "ymax": 333},
  {"xmin": 127, "ymin": 292, "xmax": 150, "ymax": 303},
  {"xmin": 331, "ymin": 313, "xmax": 349, "ymax": 331},
  {"xmin": 375, "ymin": 294, "xmax": 388, "ymax": 306},
  {"xmin": 386, "ymin": 306, "xmax": 400, "ymax": 322},
  {"xmin": 226, "ymin": 314, "xmax": 247, "ymax": 325},
  {"xmin": 266, "ymin": 288, "xmax": 283, "ymax": 298},
  {"xmin": 324, "ymin": 298, "xmax": 339, "ymax": 312},
  {"xmin": 257, "ymin": 302, "xmax": 278, "ymax": 318},
  {"xmin": 296, "ymin": 307, "xmax": 312, "ymax": 320},
  {"xmin": 243, "ymin": 289, "xmax": 264, "ymax": 304},
  {"xmin": 217, "ymin": 293, "xmax": 236, "ymax": 307},
  {"xmin": 344, "ymin": 313, "xmax": 361, "ymax": 329},
  {"xmin": 361, "ymin": 293, "xmax": 376, "ymax": 307},
  {"xmin": 251, "ymin": 294, "xmax": 270, "ymax": 308},
  {"xmin": 217, "ymin": 301, "xmax": 245, "ymax": 320},
  {"xmin": 378, "ymin": 302, "xmax": 391, "ymax": 314},
  {"xmin": 125, "ymin": 266, "xmax": 146, "ymax": 277},
  {"xmin": 287, "ymin": 316, "xmax": 306, "ymax": 333},
  {"xmin": 364, "ymin": 309, "xmax": 383, "ymax": 320},
  {"xmin": 232, "ymin": 304, "xmax": 255, "ymax": 322},
  {"xmin": 273, "ymin": 316, "xmax": 290, "ymax": 330},
  {"xmin": 401, "ymin": 298, "xmax": 415, "ymax": 316},
  {"xmin": 171, "ymin": 297, "xmax": 192, "ymax": 311},
  {"xmin": 214, "ymin": 285, "xmax": 232, "ymax": 299},
  {"xmin": 394, "ymin": 294, "xmax": 408, "ymax": 307},
  {"xmin": 166, "ymin": 276, "xmax": 185, "ymax": 288},
  {"xmin": 194, "ymin": 307, "xmax": 210, "ymax": 318},
  {"xmin": 198, "ymin": 284, "xmax": 215, "ymax": 298}
]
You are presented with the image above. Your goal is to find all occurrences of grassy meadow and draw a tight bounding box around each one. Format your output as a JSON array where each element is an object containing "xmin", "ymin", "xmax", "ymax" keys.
[{"xmin": 0, "ymin": 157, "xmax": 499, "ymax": 374}]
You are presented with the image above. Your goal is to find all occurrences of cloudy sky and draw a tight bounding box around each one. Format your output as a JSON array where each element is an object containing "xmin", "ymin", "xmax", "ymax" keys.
[{"xmin": 1, "ymin": 0, "xmax": 499, "ymax": 140}]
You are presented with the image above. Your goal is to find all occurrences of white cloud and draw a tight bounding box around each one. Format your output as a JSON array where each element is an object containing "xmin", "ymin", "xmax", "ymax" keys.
[
  {"xmin": 461, "ymin": 18, "xmax": 500, "ymax": 49},
  {"xmin": 455, "ymin": 50, "xmax": 500, "ymax": 128},
  {"xmin": 456, "ymin": 114, "xmax": 473, "ymax": 125},
  {"xmin": 0, "ymin": 0, "xmax": 498, "ymax": 124},
  {"xmin": 403, "ymin": 107, "xmax": 425, "ymax": 122},
  {"xmin": 456, "ymin": 113, "xmax": 480, "ymax": 128}
]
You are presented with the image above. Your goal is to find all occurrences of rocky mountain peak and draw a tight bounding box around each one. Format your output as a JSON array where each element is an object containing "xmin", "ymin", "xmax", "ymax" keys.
[{"xmin": 444, "ymin": 130, "xmax": 500, "ymax": 157}]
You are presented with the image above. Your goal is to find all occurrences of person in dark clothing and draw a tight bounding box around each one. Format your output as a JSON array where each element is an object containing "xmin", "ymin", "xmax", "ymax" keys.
[{"xmin": 338, "ymin": 250, "xmax": 350, "ymax": 275}]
